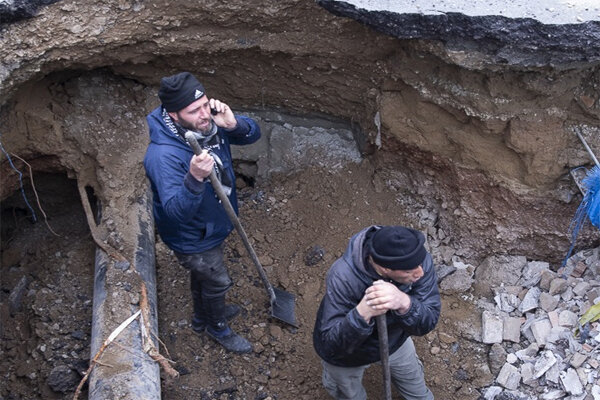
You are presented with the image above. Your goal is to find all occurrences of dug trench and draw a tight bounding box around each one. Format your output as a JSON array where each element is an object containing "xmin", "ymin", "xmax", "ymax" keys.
[
  {"xmin": 1, "ymin": 1, "xmax": 600, "ymax": 398},
  {"xmin": 1, "ymin": 72, "xmax": 599, "ymax": 400}
]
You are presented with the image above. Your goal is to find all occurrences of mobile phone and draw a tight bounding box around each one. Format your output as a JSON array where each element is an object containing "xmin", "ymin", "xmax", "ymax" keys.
[{"xmin": 211, "ymin": 107, "xmax": 218, "ymax": 116}]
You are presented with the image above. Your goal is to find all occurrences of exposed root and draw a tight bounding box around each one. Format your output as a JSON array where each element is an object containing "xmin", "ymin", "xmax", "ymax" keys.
[
  {"xmin": 140, "ymin": 282, "xmax": 179, "ymax": 379},
  {"xmin": 10, "ymin": 153, "xmax": 60, "ymax": 237},
  {"xmin": 76, "ymin": 179, "xmax": 127, "ymax": 262},
  {"xmin": 73, "ymin": 310, "xmax": 142, "ymax": 400}
]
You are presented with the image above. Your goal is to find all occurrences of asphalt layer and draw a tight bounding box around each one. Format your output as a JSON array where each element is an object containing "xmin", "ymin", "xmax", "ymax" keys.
[{"xmin": 341, "ymin": 0, "xmax": 600, "ymax": 25}]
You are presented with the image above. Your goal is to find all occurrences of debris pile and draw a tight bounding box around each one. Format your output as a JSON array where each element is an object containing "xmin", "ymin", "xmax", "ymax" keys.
[{"xmin": 440, "ymin": 248, "xmax": 600, "ymax": 399}]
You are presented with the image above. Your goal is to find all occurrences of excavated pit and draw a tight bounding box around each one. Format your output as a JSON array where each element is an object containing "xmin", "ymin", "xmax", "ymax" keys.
[{"xmin": 2, "ymin": 1, "xmax": 600, "ymax": 399}]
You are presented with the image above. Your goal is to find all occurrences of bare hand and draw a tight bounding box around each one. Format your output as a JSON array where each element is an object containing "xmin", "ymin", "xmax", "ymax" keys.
[
  {"xmin": 189, "ymin": 149, "xmax": 214, "ymax": 181},
  {"xmin": 209, "ymin": 99, "xmax": 237, "ymax": 130},
  {"xmin": 356, "ymin": 292, "xmax": 387, "ymax": 324},
  {"xmin": 364, "ymin": 280, "xmax": 411, "ymax": 314}
]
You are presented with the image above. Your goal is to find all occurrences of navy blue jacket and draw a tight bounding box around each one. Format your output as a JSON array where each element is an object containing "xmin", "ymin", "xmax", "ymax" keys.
[
  {"xmin": 144, "ymin": 106, "xmax": 261, "ymax": 254},
  {"xmin": 313, "ymin": 226, "xmax": 441, "ymax": 367}
]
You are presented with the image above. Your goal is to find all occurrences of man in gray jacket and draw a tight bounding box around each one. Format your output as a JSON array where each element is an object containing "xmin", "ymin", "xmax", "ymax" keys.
[{"xmin": 313, "ymin": 225, "xmax": 441, "ymax": 400}]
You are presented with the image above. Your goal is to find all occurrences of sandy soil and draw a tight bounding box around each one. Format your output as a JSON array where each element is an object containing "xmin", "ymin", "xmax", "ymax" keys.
[{"xmin": 1, "ymin": 163, "xmax": 485, "ymax": 400}]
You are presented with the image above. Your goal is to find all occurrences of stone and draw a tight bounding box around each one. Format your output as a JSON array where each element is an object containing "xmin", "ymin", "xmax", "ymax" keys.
[
  {"xmin": 519, "ymin": 260, "xmax": 550, "ymax": 288},
  {"xmin": 506, "ymin": 353, "xmax": 518, "ymax": 364},
  {"xmin": 503, "ymin": 317, "xmax": 522, "ymax": 343},
  {"xmin": 531, "ymin": 319, "xmax": 552, "ymax": 346},
  {"xmin": 558, "ymin": 310, "xmax": 578, "ymax": 328},
  {"xmin": 573, "ymin": 281, "xmax": 591, "ymax": 297},
  {"xmin": 482, "ymin": 311, "xmax": 503, "ymax": 344},
  {"xmin": 549, "ymin": 278, "xmax": 568, "ymax": 295},
  {"xmin": 483, "ymin": 386, "xmax": 502, "ymax": 400},
  {"xmin": 541, "ymin": 389, "xmax": 566, "ymax": 399},
  {"xmin": 545, "ymin": 360, "xmax": 561, "ymax": 384},
  {"xmin": 494, "ymin": 292, "xmax": 520, "ymax": 313},
  {"xmin": 488, "ymin": 343, "xmax": 507, "ymax": 375},
  {"xmin": 516, "ymin": 343, "xmax": 539, "ymax": 363},
  {"xmin": 520, "ymin": 362, "xmax": 535, "ymax": 385},
  {"xmin": 473, "ymin": 255, "xmax": 527, "ymax": 297},
  {"xmin": 439, "ymin": 266, "xmax": 474, "ymax": 293},
  {"xmin": 496, "ymin": 363, "xmax": 521, "ymax": 390},
  {"xmin": 592, "ymin": 385, "xmax": 600, "ymax": 400},
  {"xmin": 547, "ymin": 310, "xmax": 560, "ymax": 328},
  {"xmin": 559, "ymin": 368, "xmax": 583, "ymax": 396},
  {"xmin": 46, "ymin": 365, "xmax": 79, "ymax": 393},
  {"xmin": 570, "ymin": 352, "xmax": 587, "ymax": 368},
  {"xmin": 539, "ymin": 270, "xmax": 556, "ymax": 291},
  {"xmin": 534, "ymin": 350, "xmax": 557, "ymax": 378},
  {"xmin": 539, "ymin": 292, "xmax": 559, "ymax": 312},
  {"xmin": 518, "ymin": 287, "xmax": 541, "ymax": 314}
]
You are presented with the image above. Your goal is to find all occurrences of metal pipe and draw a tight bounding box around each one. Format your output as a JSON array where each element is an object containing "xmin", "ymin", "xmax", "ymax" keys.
[{"xmin": 88, "ymin": 189, "xmax": 161, "ymax": 400}]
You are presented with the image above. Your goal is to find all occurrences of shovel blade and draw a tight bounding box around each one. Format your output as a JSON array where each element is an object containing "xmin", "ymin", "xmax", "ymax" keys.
[{"xmin": 271, "ymin": 287, "xmax": 297, "ymax": 328}]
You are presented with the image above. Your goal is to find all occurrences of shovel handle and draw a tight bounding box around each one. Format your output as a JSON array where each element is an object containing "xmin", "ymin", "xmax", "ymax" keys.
[
  {"xmin": 575, "ymin": 128, "xmax": 600, "ymax": 168},
  {"xmin": 185, "ymin": 133, "xmax": 277, "ymax": 304},
  {"xmin": 376, "ymin": 314, "xmax": 392, "ymax": 400}
]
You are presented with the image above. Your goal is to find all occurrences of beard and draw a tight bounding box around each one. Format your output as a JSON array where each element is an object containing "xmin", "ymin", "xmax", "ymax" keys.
[{"xmin": 176, "ymin": 112, "xmax": 214, "ymax": 135}]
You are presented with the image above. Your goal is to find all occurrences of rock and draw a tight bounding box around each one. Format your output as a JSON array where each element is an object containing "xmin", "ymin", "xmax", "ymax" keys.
[
  {"xmin": 439, "ymin": 266, "xmax": 474, "ymax": 293},
  {"xmin": 303, "ymin": 245, "xmax": 325, "ymax": 266},
  {"xmin": 496, "ymin": 363, "xmax": 521, "ymax": 390},
  {"xmin": 558, "ymin": 310, "xmax": 578, "ymax": 328},
  {"xmin": 482, "ymin": 311, "xmax": 504, "ymax": 344},
  {"xmin": 483, "ymin": 386, "xmax": 502, "ymax": 400},
  {"xmin": 539, "ymin": 292, "xmax": 559, "ymax": 312},
  {"xmin": 572, "ymin": 281, "xmax": 590, "ymax": 297},
  {"xmin": 489, "ymin": 343, "xmax": 507, "ymax": 375},
  {"xmin": 548, "ymin": 278, "xmax": 568, "ymax": 296},
  {"xmin": 473, "ymin": 255, "xmax": 527, "ymax": 297},
  {"xmin": 495, "ymin": 292, "xmax": 521, "ymax": 313},
  {"xmin": 533, "ymin": 350, "xmax": 557, "ymax": 378},
  {"xmin": 559, "ymin": 368, "xmax": 583, "ymax": 396},
  {"xmin": 539, "ymin": 270, "xmax": 556, "ymax": 291},
  {"xmin": 518, "ymin": 261, "xmax": 549, "ymax": 288},
  {"xmin": 503, "ymin": 317, "xmax": 522, "ymax": 343},
  {"xmin": 531, "ymin": 319, "xmax": 552, "ymax": 346},
  {"xmin": 518, "ymin": 287, "xmax": 541, "ymax": 314},
  {"xmin": 47, "ymin": 365, "xmax": 79, "ymax": 393},
  {"xmin": 8, "ymin": 275, "xmax": 29, "ymax": 316},
  {"xmin": 570, "ymin": 352, "xmax": 587, "ymax": 368}
]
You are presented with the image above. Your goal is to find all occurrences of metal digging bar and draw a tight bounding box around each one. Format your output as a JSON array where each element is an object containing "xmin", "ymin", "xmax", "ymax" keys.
[
  {"xmin": 185, "ymin": 132, "xmax": 297, "ymax": 327},
  {"xmin": 376, "ymin": 314, "xmax": 392, "ymax": 400}
]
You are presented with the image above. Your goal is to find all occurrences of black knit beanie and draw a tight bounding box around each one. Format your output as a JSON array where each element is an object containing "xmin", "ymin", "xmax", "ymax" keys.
[
  {"xmin": 158, "ymin": 72, "xmax": 206, "ymax": 112},
  {"xmin": 368, "ymin": 226, "xmax": 426, "ymax": 270}
]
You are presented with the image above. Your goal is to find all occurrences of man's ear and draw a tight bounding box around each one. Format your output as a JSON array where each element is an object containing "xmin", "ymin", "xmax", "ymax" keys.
[{"xmin": 167, "ymin": 111, "xmax": 178, "ymax": 122}]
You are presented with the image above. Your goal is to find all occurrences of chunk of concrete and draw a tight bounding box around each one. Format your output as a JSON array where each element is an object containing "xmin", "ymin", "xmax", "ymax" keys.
[
  {"xmin": 549, "ymin": 278, "xmax": 568, "ymax": 295},
  {"xmin": 531, "ymin": 319, "xmax": 552, "ymax": 346},
  {"xmin": 539, "ymin": 292, "xmax": 559, "ymax": 312},
  {"xmin": 572, "ymin": 281, "xmax": 590, "ymax": 297},
  {"xmin": 503, "ymin": 317, "xmax": 522, "ymax": 343},
  {"xmin": 496, "ymin": 363, "xmax": 521, "ymax": 390},
  {"xmin": 560, "ymin": 368, "xmax": 583, "ymax": 396},
  {"xmin": 519, "ymin": 260, "xmax": 549, "ymax": 288},
  {"xmin": 534, "ymin": 350, "xmax": 557, "ymax": 378},
  {"xmin": 482, "ymin": 311, "xmax": 503, "ymax": 344},
  {"xmin": 558, "ymin": 310, "xmax": 579, "ymax": 328},
  {"xmin": 570, "ymin": 352, "xmax": 587, "ymax": 368},
  {"xmin": 473, "ymin": 255, "xmax": 527, "ymax": 297},
  {"xmin": 518, "ymin": 287, "xmax": 541, "ymax": 314}
]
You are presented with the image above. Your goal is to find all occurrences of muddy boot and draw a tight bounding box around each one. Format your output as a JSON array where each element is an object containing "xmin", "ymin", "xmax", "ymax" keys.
[
  {"xmin": 204, "ymin": 295, "xmax": 252, "ymax": 354},
  {"xmin": 191, "ymin": 278, "xmax": 241, "ymax": 333}
]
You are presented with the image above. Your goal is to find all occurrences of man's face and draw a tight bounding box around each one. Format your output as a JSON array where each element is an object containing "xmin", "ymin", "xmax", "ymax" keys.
[
  {"xmin": 169, "ymin": 95, "xmax": 212, "ymax": 133},
  {"xmin": 371, "ymin": 258, "xmax": 424, "ymax": 285}
]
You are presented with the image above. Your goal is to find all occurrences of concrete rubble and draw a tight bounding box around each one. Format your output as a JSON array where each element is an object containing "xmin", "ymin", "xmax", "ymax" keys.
[{"xmin": 437, "ymin": 245, "xmax": 600, "ymax": 399}]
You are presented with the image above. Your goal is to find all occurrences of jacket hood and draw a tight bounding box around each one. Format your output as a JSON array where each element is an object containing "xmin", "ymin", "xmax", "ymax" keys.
[
  {"xmin": 147, "ymin": 106, "xmax": 192, "ymax": 152},
  {"xmin": 342, "ymin": 225, "xmax": 382, "ymax": 284}
]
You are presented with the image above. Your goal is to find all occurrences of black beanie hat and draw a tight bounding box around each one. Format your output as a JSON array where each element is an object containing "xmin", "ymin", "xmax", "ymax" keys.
[
  {"xmin": 368, "ymin": 226, "xmax": 426, "ymax": 270},
  {"xmin": 158, "ymin": 72, "xmax": 206, "ymax": 112}
]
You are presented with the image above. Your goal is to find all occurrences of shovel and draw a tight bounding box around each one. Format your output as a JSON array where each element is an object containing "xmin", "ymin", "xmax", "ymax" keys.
[
  {"xmin": 376, "ymin": 314, "xmax": 392, "ymax": 400},
  {"xmin": 185, "ymin": 132, "xmax": 297, "ymax": 327}
]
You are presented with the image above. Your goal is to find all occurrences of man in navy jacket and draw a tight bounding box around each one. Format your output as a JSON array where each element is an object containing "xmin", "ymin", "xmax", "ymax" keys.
[
  {"xmin": 313, "ymin": 225, "xmax": 440, "ymax": 399},
  {"xmin": 144, "ymin": 72, "xmax": 261, "ymax": 354}
]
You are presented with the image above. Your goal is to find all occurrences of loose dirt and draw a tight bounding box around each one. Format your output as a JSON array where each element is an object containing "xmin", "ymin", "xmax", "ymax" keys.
[{"xmin": 1, "ymin": 161, "xmax": 483, "ymax": 400}]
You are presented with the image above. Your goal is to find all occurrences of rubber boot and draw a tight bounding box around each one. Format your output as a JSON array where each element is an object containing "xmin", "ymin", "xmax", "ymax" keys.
[
  {"xmin": 190, "ymin": 278, "xmax": 241, "ymax": 333},
  {"xmin": 204, "ymin": 295, "xmax": 252, "ymax": 354}
]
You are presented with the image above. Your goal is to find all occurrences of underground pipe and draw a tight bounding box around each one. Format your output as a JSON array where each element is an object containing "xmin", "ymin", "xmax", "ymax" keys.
[{"xmin": 88, "ymin": 189, "xmax": 161, "ymax": 399}]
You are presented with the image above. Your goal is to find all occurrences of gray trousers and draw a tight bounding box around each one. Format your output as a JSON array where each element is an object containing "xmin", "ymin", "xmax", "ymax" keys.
[{"xmin": 322, "ymin": 337, "xmax": 434, "ymax": 400}]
